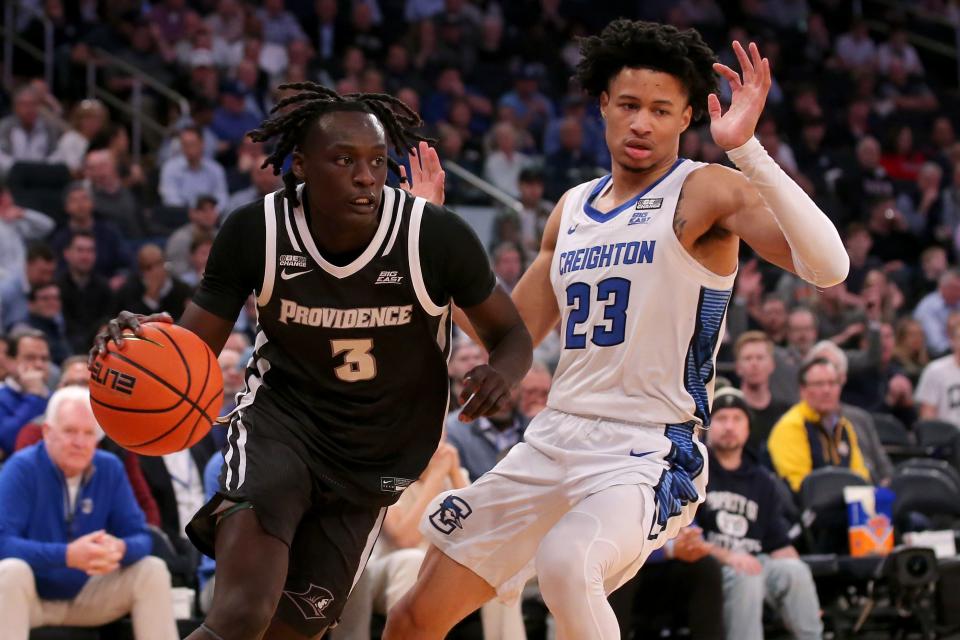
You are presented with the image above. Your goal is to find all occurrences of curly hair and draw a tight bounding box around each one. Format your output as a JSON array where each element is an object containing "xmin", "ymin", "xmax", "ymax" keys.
[
  {"xmin": 575, "ymin": 19, "xmax": 718, "ymax": 121},
  {"xmin": 247, "ymin": 82, "xmax": 431, "ymax": 207}
]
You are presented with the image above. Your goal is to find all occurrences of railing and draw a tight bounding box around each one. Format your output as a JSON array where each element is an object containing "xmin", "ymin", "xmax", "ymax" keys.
[
  {"xmin": 2, "ymin": 1, "xmax": 53, "ymax": 89},
  {"xmin": 445, "ymin": 160, "xmax": 524, "ymax": 214}
]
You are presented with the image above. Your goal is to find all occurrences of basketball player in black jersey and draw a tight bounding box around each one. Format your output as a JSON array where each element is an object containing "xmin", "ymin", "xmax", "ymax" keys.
[{"xmin": 91, "ymin": 84, "xmax": 532, "ymax": 640}]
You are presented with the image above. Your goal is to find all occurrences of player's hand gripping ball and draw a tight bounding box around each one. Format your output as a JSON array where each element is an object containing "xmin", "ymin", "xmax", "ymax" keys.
[{"xmin": 89, "ymin": 314, "xmax": 223, "ymax": 456}]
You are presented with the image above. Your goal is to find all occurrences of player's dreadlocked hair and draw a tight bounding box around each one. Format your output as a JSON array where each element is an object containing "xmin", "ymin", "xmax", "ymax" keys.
[
  {"xmin": 575, "ymin": 19, "xmax": 718, "ymax": 121},
  {"xmin": 248, "ymin": 82, "xmax": 431, "ymax": 206}
]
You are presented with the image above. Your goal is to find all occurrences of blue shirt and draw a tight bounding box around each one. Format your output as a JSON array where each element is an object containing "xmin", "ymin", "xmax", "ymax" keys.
[
  {"xmin": 159, "ymin": 156, "xmax": 229, "ymax": 209},
  {"xmin": 197, "ymin": 453, "xmax": 223, "ymax": 589},
  {"xmin": 914, "ymin": 291, "xmax": 960, "ymax": 356},
  {"xmin": 0, "ymin": 381, "xmax": 48, "ymax": 458},
  {"xmin": 445, "ymin": 409, "xmax": 528, "ymax": 481},
  {"xmin": 0, "ymin": 443, "xmax": 151, "ymax": 599}
]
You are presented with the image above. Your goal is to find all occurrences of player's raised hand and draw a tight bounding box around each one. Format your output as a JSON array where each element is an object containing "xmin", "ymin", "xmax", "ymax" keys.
[
  {"xmin": 400, "ymin": 140, "xmax": 445, "ymax": 206},
  {"xmin": 707, "ymin": 41, "xmax": 771, "ymax": 151},
  {"xmin": 89, "ymin": 310, "xmax": 173, "ymax": 366},
  {"xmin": 458, "ymin": 364, "xmax": 511, "ymax": 423}
]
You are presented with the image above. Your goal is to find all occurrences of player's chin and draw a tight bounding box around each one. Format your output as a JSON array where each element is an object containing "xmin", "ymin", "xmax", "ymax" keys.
[{"xmin": 616, "ymin": 156, "xmax": 656, "ymax": 173}]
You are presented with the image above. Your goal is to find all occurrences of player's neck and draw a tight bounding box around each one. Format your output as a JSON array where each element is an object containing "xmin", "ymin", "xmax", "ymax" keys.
[
  {"xmin": 303, "ymin": 187, "xmax": 381, "ymax": 256},
  {"xmin": 607, "ymin": 154, "xmax": 679, "ymax": 203}
]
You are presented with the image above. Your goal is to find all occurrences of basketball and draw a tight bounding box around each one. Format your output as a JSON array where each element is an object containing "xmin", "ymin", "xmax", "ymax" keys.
[{"xmin": 89, "ymin": 322, "xmax": 223, "ymax": 456}]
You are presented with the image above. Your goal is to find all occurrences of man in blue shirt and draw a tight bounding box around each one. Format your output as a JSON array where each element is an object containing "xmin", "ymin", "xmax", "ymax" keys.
[
  {"xmin": 159, "ymin": 126, "xmax": 229, "ymax": 209},
  {"xmin": 0, "ymin": 328, "xmax": 50, "ymax": 460},
  {"xmin": 0, "ymin": 386, "xmax": 177, "ymax": 638}
]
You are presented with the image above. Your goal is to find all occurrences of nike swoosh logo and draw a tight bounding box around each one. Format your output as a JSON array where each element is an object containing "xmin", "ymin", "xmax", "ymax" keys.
[
  {"xmin": 629, "ymin": 450, "xmax": 658, "ymax": 458},
  {"xmin": 280, "ymin": 268, "xmax": 314, "ymax": 280},
  {"xmin": 567, "ymin": 224, "xmax": 578, "ymax": 234}
]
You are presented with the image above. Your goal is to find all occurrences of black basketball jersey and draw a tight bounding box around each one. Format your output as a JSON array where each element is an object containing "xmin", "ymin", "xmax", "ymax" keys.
[{"xmin": 196, "ymin": 185, "xmax": 494, "ymax": 507}]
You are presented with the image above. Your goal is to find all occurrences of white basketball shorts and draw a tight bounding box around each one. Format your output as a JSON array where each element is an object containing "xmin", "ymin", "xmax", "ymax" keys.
[{"xmin": 419, "ymin": 407, "xmax": 708, "ymax": 604}]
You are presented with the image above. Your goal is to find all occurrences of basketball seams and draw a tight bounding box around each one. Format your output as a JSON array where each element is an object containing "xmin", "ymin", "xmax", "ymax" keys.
[{"xmin": 178, "ymin": 344, "xmax": 221, "ymax": 450}]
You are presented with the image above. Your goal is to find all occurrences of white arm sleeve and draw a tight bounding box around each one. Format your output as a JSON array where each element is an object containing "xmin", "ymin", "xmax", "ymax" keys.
[{"xmin": 726, "ymin": 137, "xmax": 849, "ymax": 288}]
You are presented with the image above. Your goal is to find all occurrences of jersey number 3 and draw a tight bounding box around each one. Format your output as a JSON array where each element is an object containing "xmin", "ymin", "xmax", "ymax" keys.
[
  {"xmin": 331, "ymin": 339, "xmax": 377, "ymax": 382},
  {"xmin": 564, "ymin": 277, "xmax": 631, "ymax": 349}
]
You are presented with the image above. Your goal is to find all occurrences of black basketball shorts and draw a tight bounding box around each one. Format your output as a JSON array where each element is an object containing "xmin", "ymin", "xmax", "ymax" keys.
[{"xmin": 186, "ymin": 404, "xmax": 385, "ymax": 635}]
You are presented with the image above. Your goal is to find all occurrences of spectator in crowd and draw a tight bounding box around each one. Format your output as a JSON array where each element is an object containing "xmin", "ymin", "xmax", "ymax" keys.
[
  {"xmin": 768, "ymin": 358, "xmax": 871, "ymax": 492},
  {"xmin": 0, "ymin": 180, "xmax": 55, "ymax": 281},
  {"xmin": 57, "ymin": 232, "xmax": 114, "ymax": 355},
  {"xmin": 49, "ymin": 182, "xmax": 131, "ymax": 282},
  {"xmin": 807, "ymin": 340, "xmax": 895, "ymax": 485},
  {"xmin": 518, "ymin": 360, "xmax": 551, "ymax": 421},
  {"xmin": 758, "ymin": 295, "xmax": 789, "ymax": 346},
  {"xmin": 257, "ymin": 0, "xmax": 307, "ymax": 46},
  {"xmin": 892, "ymin": 317, "xmax": 929, "ymax": 385},
  {"xmin": 837, "ymin": 136, "xmax": 895, "ymax": 222},
  {"xmin": 114, "ymin": 244, "xmax": 194, "ymax": 320},
  {"xmin": 915, "ymin": 320, "xmax": 960, "ymax": 429},
  {"xmin": 12, "ymin": 356, "xmax": 162, "ymax": 528},
  {"xmin": 545, "ymin": 117, "xmax": 599, "ymax": 200},
  {"xmin": 0, "ymin": 85, "xmax": 62, "ymax": 174},
  {"xmin": 14, "ymin": 283, "xmax": 71, "ymax": 366},
  {"xmin": 515, "ymin": 167, "xmax": 553, "ymax": 252},
  {"xmin": 50, "ymin": 99, "xmax": 109, "ymax": 175},
  {"xmin": 0, "ymin": 386, "xmax": 177, "ymax": 639},
  {"xmin": 447, "ymin": 337, "xmax": 485, "ymax": 411},
  {"xmin": 211, "ymin": 81, "xmax": 262, "ymax": 150},
  {"xmin": 0, "ymin": 244, "xmax": 56, "ymax": 331},
  {"xmin": 446, "ymin": 387, "xmax": 528, "ymax": 483},
  {"xmin": 484, "ymin": 122, "xmax": 532, "ymax": 198},
  {"xmin": 734, "ymin": 331, "xmax": 792, "ymax": 457},
  {"xmin": 878, "ymin": 58, "xmax": 939, "ymax": 117},
  {"xmin": 158, "ymin": 126, "xmax": 229, "ymax": 209},
  {"xmin": 166, "ymin": 194, "xmax": 220, "ymax": 279},
  {"xmin": 842, "ymin": 223, "xmax": 880, "ymax": 295},
  {"xmin": 492, "ymin": 242, "xmax": 523, "ymax": 294},
  {"xmin": 0, "ymin": 335, "xmax": 10, "ymax": 380},
  {"xmin": 914, "ymin": 268, "xmax": 960, "ymax": 357},
  {"xmin": 180, "ymin": 232, "xmax": 214, "ymax": 289},
  {"xmin": 0, "ymin": 328, "xmax": 50, "ymax": 460},
  {"xmin": 498, "ymin": 63, "xmax": 554, "ymax": 141},
  {"xmin": 877, "ymin": 27, "xmax": 924, "ymax": 76},
  {"xmin": 769, "ymin": 307, "xmax": 818, "ymax": 404},
  {"xmin": 225, "ymin": 154, "xmax": 283, "ymax": 214},
  {"xmin": 701, "ymin": 389, "xmax": 823, "ymax": 640},
  {"xmin": 834, "ymin": 19, "xmax": 877, "ymax": 72},
  {"xmin": 217, "ymin": 348, "xmax": 245, "ymax": 420},
  {"xmin": 83, "ymin": 149, "xmax": 145, "ymax": 238}
]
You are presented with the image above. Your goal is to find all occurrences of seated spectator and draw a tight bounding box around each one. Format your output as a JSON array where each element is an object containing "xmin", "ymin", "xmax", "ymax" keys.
[
  {"xmin": 768, "ymin": 358, "xmax": 871, "ymax": 492},
  {"xmin": 257, "ymin": 0, "xmax": 307, "ymax": 45},
  {"xmin": 878, "ymin": 28, "xmax": 924, "ymax": 77},
  {"xmin": 13, "ymin": 283, "xmax": 71, "ymax": 365},
  {"xmin": 769, "ymin": 307, "xmax": 818, "ymax": 404},
  {"xmin": 484, "ymin": 122, "xmax": 532, "ymax": 198},
  {"xmin": 497, "ymin": 63, "xmax": 554, "ymax": 142},
  {"xmin": 447, "ymin": 338, "xmax": 485, "ymax": 411},
  {"xmin": 13, "ymin": 356, "xmax": 162, "ymax": 528},
  {"xmin": 492, "ymin": 242, "xmax": 523, "ymax": 294},
  {"xmin": 0, "ymin": 244, "xmax": 56, "ymax": 331},
  {"xmin": 916, "ymin": 321, "xmax": 960, "ymax": 429},
  {"xmin": 115, "ymin": 245, "xmax": 194, "ymax": 320},
  {"xmin": 57, "ymin": 232, "xmax": 115, "ymax": 355},
  {"xmin": 0, "ymin": 84, "xmax": 63, "ymax": 175},
  {"xmin": 545, "ymin": 117, "xmax": 599, "ymax": 200},
  {"xmin": 515, "ymin": 167, "xmax": 553, "ymax": 252},
  {"xmin": 225, "ymin": 154, "xmax": 282, "ymax": 215},
  {"xmin": 836, "ymin": 137, "xmax": 895, "ymax": 222},
  {"xmin": 734, "ymin": 331, "xmax": 792, "ymax": 457},
  {"xmin": 50, "ymin": 99, "xmax": 109, "ymax": 175},
  {"xmin": 881, "ymin": 124, "xmax": 926, "ymax": 183},
  {"xmin": 211, "ymin": 82, "xmax": 262, "ymax": 150},
  {"xmin": 166, "ymin": 194, "xmax": 220, "ymax": 280},
  {"xmin": 446, "ymin": 392, "xmax": 528, "ymax": 483},
  {"xmin": 83, "ymin": 149, "xmax": 146, "ymax": 238},
  {"xmin": 0, "ymin": 386, "xmax": 177, "ymax": 638},
  {"xmin": 758, "ymin": 294, "xmax": 788, "ymax": 346},
  {"xmin": 892, "ymin": 317, "xmax": 929, "ymax": 385},
  {"xmin": 806, "ymin": 341, "xmax": 895, "ymax": 486},
  {"xmin": 0, "ymin": 328, "xmax": 50, "ymax": 460},
  {"xmin": 835, "ymin": 19, "xmax": 877, "ymax": 73},
  {"xmin": 0, "ymin": 180, "xmax": 55, "ymax": 282},
  {"xmin": 159, "ymin": 126, "xmax": 229, "ymax": 209},
  {"xmin": 914, "ymin": 268, "xmax": 960, "ymax": 357},
  {"xmin": 49, "ymin": 182, "xmax": 132, "ymax": 281},
  {"xmin": 702, "ymin": 389, "xmax": 823, "ymax": 640},
  {"xmin": 181, "ymin": 232, "xmax": 214, "ymax": 289},
  {"xmin": 897, "ymin": 162, "xmax": 945, "ymax": 243}
]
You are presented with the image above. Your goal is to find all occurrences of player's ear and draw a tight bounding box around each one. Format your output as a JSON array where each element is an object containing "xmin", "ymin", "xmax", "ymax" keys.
[
  {"xmin": 599, "ymin": 91, "xmax": 609, "ymax": 120},
  {"xmin": 292, "ymin": 151, "xmax": 305, "ymax": 181},
  {"xmin": 679, "ymin": 104, "xmax": 693, "ymax": 133}
]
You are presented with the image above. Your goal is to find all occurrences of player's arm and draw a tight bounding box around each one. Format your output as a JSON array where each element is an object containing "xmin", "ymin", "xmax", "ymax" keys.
[{"xmin": 707, "ymin": 41, "xmax": 848, "ymax": 287}]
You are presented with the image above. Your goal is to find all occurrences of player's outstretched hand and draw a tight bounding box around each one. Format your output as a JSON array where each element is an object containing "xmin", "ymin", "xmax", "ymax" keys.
[
  {"xmin": 400, "ymin": 140, "xmax": 445, "ymax": 206},
  {"xmin": 89, "ymin": 310, "xmax": 173, "ymax": 367},
  {"xmin": 707, "ymin": 41, "xmax": 771, "ymax": 151},
  {"xmin": 459, "ymin": 364, "xmax": 511, "ymax": 422}
]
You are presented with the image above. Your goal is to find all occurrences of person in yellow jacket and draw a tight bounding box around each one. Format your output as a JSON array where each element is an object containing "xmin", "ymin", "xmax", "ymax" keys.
[{"xmin": 768, "ymin": 357, "xmax": 871, "ymax": 492}]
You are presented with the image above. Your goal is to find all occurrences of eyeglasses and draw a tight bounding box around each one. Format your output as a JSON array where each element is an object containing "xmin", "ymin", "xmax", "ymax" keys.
[{"xmin": 802, "ymin": 380, "xmax": 840, "ymax": 389}]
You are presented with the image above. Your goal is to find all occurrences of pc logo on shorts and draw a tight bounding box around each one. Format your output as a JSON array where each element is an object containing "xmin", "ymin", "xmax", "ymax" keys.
[
  {"xmin": 429, "ymin": 495, "xmax": 473, "ymax": 534},
  {"xmin": 283, "ymin": 584, "xmax": 334, "ymax": 620}
]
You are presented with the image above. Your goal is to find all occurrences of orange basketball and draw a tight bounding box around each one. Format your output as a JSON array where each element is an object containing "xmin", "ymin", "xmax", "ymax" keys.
[{"xmin": 89, "ymin": 323, "xmax": 223, "ymax": 456}]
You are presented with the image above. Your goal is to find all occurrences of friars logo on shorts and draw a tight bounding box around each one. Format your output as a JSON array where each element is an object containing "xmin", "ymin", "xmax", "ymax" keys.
[
  {"xmin": 429, "ymin": 495, "xmax": 472, "ymax": 534},
  {"xmin": 283, "ymin": 584, "xmax": 334, "ymax": 620}
]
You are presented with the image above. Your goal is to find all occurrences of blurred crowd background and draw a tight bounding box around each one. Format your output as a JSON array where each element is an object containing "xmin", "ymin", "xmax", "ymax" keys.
[{"xmin": 3, "ymin": 0, "xmax": 960, "ymax": 638}]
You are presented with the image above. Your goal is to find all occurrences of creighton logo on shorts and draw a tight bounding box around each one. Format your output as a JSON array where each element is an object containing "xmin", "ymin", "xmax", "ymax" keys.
[
  {"xmin": 283, "ymin": 584, "xmax": 334, "ymax": 620},
  {"xmin": 429, "ymin": 495, "xmax": 472, "ymax": 534}
]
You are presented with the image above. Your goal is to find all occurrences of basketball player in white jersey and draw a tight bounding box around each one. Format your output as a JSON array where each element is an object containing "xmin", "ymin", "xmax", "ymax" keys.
[{"xmin": 385, "ymin": 20, "xmax": 849, "ymax": 639}]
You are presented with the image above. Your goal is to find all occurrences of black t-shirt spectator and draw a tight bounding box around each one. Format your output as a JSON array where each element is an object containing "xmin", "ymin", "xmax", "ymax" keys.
[{"xmin": 698, "ymin": 452, "xmax": 792, "ymax": 554}]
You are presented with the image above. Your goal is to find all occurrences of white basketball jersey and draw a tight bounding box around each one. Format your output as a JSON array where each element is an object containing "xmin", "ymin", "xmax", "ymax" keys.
[{"xmin": 547, "ymin": 159, "xmax": 737, "ymax": 427}]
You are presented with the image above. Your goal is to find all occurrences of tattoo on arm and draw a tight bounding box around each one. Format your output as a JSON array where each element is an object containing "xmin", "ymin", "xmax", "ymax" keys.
[{"xmin": 673, "ymin": 186, "xmax": 688, "ymax": 239}]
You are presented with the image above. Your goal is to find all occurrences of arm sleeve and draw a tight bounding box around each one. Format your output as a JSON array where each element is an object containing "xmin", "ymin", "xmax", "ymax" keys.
[
  {"xmin": 191, "ymin": 201, "xmax": 266, "ymax": 321},
  {"xmin": 104, "ymin": 456, "xmax": 151, "ymax": 566},
  {"xmin": 0, "ymin": 457, "xmax": 69, "ymax": 570},
  {"xmin": 419, "ymin": 204, "xmax": 497, "ymax": 308}
]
